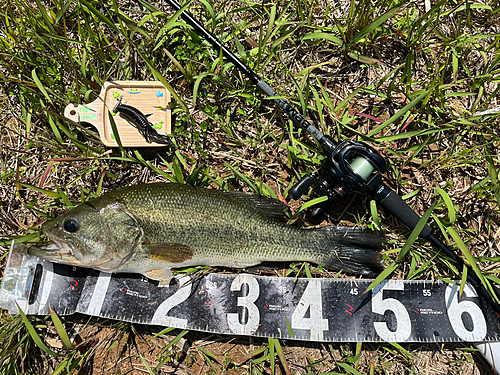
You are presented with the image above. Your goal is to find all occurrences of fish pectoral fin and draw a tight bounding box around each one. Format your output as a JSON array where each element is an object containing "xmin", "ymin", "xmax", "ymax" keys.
[
  {"xmin": 144, "ymin": 267, "xmax": 173, "ymax": 286},
  {"xmin": 143, "ymin": 242, "xmax": 194, "ymax": 263}
]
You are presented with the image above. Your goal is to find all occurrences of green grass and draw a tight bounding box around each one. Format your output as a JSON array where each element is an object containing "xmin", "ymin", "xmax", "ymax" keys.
[{"xmin": 1, "ymin": 0, "xmax": 500, "ymax": 373}]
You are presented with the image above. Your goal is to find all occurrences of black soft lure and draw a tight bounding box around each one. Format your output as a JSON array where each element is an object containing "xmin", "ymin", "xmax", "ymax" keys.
[{"xmin": 113, "ymin": 99, "xmax": 174, "ymax": 146}]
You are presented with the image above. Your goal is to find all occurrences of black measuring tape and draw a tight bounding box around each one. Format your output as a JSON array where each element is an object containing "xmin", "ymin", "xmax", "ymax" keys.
[{"xmin": 2, "ymin": 241, "xmax": 499, "ymax": 344}]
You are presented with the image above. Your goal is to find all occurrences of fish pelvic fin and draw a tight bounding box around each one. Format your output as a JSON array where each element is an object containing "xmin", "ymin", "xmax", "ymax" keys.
[
  {"xmin": 315, "ymin": 226, "xmax": 385, "ymax": 276},
  {"xmin": 144, "ymin": 267, "xmax": 173, "ymax": 285}
]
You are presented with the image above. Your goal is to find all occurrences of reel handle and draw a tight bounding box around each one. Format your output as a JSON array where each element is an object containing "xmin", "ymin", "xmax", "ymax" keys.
[{"xmin": 289, "ymin": 175, "xmax": 315, "ymax": 200}]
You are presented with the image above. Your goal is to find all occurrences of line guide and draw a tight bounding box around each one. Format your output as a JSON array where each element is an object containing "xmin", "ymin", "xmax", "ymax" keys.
[{"xmin": 1, "ymin": 241, "xmax": 499, "ymax": 344}]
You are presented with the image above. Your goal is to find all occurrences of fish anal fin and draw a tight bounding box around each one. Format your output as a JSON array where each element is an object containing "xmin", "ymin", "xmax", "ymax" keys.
[
  {"xmin": 143, "ymin": 243, "xmax": 194, "ymax": 263},
  {"xmin": 144, "ymin": 267, "xmax": 173, "ymax": 286}
]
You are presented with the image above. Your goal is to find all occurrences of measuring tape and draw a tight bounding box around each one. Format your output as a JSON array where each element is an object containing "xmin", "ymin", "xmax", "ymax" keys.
[{"xmin": 2, "ymin": 241, "xmax": 499, "ymax": 345}]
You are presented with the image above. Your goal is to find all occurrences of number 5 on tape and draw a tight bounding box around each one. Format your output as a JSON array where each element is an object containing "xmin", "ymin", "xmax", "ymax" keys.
[{"xmin": 372, "ymin": 280, "xmax": 411, "ymax": 342}]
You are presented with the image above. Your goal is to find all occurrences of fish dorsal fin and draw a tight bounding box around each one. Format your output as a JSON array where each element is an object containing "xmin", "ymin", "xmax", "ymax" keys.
[
  {"xmin": 142, "ymin": 242, "xmax": 194, "ymax": 263},
  {"xmin": 221, "ymin": 190, "xmax": 289, "ymax": 222}
]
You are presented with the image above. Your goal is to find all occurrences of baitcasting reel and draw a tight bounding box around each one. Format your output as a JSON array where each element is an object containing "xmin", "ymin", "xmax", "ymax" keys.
[{"xmin": 289, "ymin": 140, "xmax": 387, "ymax": 221}]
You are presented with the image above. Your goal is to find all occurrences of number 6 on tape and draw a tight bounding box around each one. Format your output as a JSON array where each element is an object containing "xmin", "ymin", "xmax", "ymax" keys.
[{"xmin": 446, "ymin": 283, "xmax": 487, "ymax": 341}]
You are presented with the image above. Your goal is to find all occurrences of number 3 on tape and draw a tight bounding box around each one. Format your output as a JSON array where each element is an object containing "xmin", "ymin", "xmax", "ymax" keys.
[{"xmin": 227, "ymin": 274, "xmax": 260, "ymax": 335}]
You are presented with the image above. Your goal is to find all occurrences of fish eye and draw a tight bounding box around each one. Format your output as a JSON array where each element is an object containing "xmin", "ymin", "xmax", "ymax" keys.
[{"xmin": 63, "ymin": 218, "xmax": 79, "ymax": 233}]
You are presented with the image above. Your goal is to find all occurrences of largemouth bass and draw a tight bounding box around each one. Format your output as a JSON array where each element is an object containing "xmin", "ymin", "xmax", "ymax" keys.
[{"xmin": 30, "ymin": 183, "xmax": 385, "ymax": 282}]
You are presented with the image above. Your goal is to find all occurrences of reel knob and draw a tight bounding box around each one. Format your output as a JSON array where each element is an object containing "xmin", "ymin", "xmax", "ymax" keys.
[
  {"xmin": 289, "ymin": 174, "xmax": 315, "ymax": 200},
  {"xmin": 309, "ymin": 200, "xmax": 330, "ymax": 223}
]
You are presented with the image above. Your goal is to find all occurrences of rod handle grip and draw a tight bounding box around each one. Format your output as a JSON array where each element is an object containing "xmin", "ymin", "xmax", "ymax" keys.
[{"xmin": 375, "ymin": 184, "xmax": 433, "ymax": 238}]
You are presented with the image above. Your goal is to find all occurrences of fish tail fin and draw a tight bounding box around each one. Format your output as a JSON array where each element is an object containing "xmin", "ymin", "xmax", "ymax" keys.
[{"xmin": 315, "ymin": 226, "xmax": 385, "ymax": 276}]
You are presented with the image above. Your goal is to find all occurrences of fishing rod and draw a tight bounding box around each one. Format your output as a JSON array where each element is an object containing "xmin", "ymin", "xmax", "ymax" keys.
[{"xmin": 163, "ymin": 0, "xmax": 500, "ymax": 315}]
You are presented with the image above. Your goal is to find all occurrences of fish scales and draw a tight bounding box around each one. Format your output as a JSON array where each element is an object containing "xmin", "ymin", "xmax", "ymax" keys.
[
  {"xmin": 30, "ymin": 183, "xmax": 385, "ymax": 282},
  {"xmin": 106, "ymin": 184, "xmax": 310, "ymax": 266}
]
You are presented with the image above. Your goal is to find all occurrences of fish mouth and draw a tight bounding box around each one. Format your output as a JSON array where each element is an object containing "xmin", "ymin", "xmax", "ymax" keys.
[{"xmin": 29, "ymin": 238, "xmax": 80, "ymax": 265}]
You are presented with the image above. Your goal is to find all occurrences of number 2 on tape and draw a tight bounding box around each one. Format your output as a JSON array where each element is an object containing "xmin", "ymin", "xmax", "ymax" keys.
[{"xmin": 151, "ymin": 275, "xmax": 192, "ymax": 329}]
